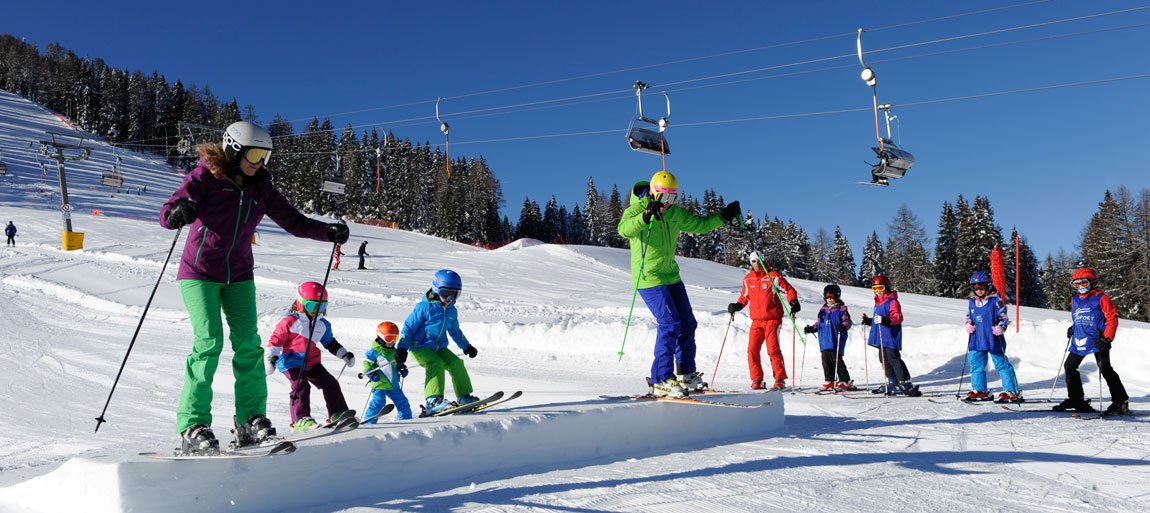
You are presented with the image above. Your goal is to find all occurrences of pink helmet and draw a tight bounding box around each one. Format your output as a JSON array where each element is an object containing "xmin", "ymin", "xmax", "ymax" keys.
[{"xmin": 297, "ymin": 282, "xmax": 328, "ymax": 314}]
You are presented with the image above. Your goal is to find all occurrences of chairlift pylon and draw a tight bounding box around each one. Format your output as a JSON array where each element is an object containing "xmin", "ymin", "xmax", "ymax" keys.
[
  {"xmin": 626, "ymin": 81, "xmax": 670, "ymax": 155},
  {"xmin": 856, "ymin": 29, "xmax": 915, "ymax": 187}
]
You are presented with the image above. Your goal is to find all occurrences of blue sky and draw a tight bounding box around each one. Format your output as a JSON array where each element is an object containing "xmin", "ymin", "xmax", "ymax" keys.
[{"xmin": 3, "ymin": 1, "xmax": 1148, "ymax": 261}]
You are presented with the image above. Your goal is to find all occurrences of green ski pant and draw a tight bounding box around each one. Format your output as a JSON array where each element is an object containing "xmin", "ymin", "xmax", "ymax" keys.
[
  {"xmin": 176, "ymin": 279, "xmax": 266, "ymax": 433},
  {"xmin": 411, "ymin": 347, "xmax": 472, "ymax": 400}
]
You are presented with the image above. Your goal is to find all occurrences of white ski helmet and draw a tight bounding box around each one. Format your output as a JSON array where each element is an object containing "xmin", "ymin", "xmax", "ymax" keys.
[
  {"xmin": 222, "ymin": 121, "xmax": 273, "ymax": 166},
  {"xmin": 748, "ymin": 251, "xmax": 761, "ymax": 266}
]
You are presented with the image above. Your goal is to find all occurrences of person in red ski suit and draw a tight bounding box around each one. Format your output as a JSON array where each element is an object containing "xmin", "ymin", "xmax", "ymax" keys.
[
  {"xmin": 728, "ymin": 251, "xmax": 800, "ymax": 390},
  {"xmin": 332, "ymin": 244, "xmax": 345, "ymax": 270}
]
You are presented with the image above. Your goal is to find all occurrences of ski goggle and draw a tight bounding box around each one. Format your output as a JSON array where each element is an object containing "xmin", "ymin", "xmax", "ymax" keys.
[
  {"xmin": 871, "ymin": 284, "xmax": 886, "ymax": 293},
  {"xmin": 1071, "ymin": 278, "xmax": 1089, "ymax": 287},
  {"xmin": 972, "ymin": 283, "xmax": 988, "ymax": 290},
  {"xmin": 438, "ymin": 288, "xmax": 460, "ymax": 302},
  {"xmin": 243, "ymin": 147, "xmax": 272, "ymax": 165},
  {"xmin": 825, "ymin": 294, "xmax": 838, "ymax": 299},
  {"xmin": 651, "ymin": 191, "xmax": 678, "ymax": 205},
  {"xmin": 376, "ymin": 333, "xmax": 399, "ymax": 345},
  {"xmin": 300, "ymin": 298, "xmax": 327, "ymax": 314}
]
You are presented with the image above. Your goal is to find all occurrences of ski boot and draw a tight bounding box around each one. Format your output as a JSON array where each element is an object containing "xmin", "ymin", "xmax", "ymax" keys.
[
  {"xmin": 964, "ymin": 390, "xmax": 991, "ymax": 402},
  {"xmin": 750, "ymin": 380, "xmax": 766, "ymax": 390},
  {"xmin": 872, "ymin": 382, "xmax": 896, "ymax": 395},
  {"xmin": 1103, "ymin": 400, "xmax": 1130, "ymax": 417},
  {"xmin": 819, "ymin": 382, "xmax": 836, "ymax": 392},
  {"xmin": 678, "ymin": 372, "xmax": 709, "ymax": 393},
  {"xmin": 1052, "ymin": 398, "xmax": 1096, "ymax": 413},
  {"xmin": 651, "ymin": 377, "xmax": 687, "ymax": 398},
  {"xmin": 423, "ymin": 395, "xmax": 452, "ymax": 416},
  {"xmin": 457, "ymin": 394, "xmax": 481, "ymax": 406},
  {"xmin": 994, "ymin": 392, "xmax": 1022, "ymax": 404},
  {"xmin": 291, "ymin": 416, "xmax": 319, "ymax": 432},
  {"xmin": 180, "ymin": 424, "xmax": 220, "ymax": 455},
  {"xmin": 835, "ymin": 381, "xmax": 857, "ymax": 392},
  {"xmin": 899, "ymin": 382, "xmax": 922, "ymax": 397},
  {"xmin": 771, "ymin": 380, "xmax": 787, "ymax": 391},
  {"xmin": 328, "ymin": 409, "xmax": 357, "ymax": 426},
  {"xmin": 233, "ymin": 414, "xmax": 277, "ymax": 447}
]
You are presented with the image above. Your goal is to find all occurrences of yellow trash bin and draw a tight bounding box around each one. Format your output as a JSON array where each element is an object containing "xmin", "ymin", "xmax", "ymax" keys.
[{"xmin": 62, "ymin": 231, "xmax": 85, "ymax": 251}]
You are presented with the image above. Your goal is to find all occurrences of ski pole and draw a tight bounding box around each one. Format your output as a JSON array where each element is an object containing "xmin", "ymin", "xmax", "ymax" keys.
[
  {"xmin": 1047, "ymin": 335, "xmax": 1073, "ymax": 400},
  {"xmin": 291, "ymin": 235, "xmax": 341, "ymax": 402},
  {"xmin": 876, "ymin": 319, "xmax": 889, "ymax": 393},
  {"xmin": 862, "ymin": 327, "xmax": 871, "ymax": 390},
  {"xmin": 711, "ymin": 314, "xmax": 734, "ymax": 388},
  {"xmin": 94, "ymin": 226, "xmax": 182, "ymax": 433},
  {"xmin": 832, "ymin": 323, "xmax": 842, "ymax": 393},
  {"xmin": 955, "ymin": 349, "xmax": 968, "ymax": 399},
  {"xmin": 798, "ymin": 327, "xmax": 808, "ymax": 391},
  {"xmin": 617, "ymin": 222, "xmax": 653, "ymax": 361}
]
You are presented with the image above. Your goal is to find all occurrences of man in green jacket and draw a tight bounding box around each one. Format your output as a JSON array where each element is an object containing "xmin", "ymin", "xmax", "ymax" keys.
[{"xmin": 617, "ymin": 170, "xmax": 741, "ymax": 397}]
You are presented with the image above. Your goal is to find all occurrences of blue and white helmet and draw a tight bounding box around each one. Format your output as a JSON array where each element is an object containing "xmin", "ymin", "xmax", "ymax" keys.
[
  {"xmin": 432, "ymin": 269, "xmax": 463, "ymax": 295},
  {"xmin": 970, "ymin": 271, "xmax": 992, "ymax": 285}
]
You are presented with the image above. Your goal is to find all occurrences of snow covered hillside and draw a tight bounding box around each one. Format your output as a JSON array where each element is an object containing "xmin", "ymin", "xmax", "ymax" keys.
[{"xmin": 1, "ymin": 91, "xmax": 1148, "ymax": 513}]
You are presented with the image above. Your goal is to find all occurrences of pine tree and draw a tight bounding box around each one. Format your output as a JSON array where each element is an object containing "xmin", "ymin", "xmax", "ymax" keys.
[
  {"xmin": 956, "ymin": 195, "xmax": 1003, "ymax": 289},
  {"xmin": 1001, "ymin": 228, "xmax": 1046, "ymax": 308},
  {"xmin": 858, "ymin": 231, "xmax": 886, "ymax": 285},
  {"xmin": 1129, "ymin": 189, "xmax": 1150, "ymax": 321},
  {"xmin": 933, "ymin": 201, "xmax": 960, "ymax": 298},
  {"xmin": 514, "ymin": 198, "xmax": 544, "ymax": 240},
  {"xmin": 885, "ymin": 204, "xmax": 933, "ymax": 294},
  {"xmin": 542, "ymin": 196, "xmax": 561, "ymax": 243},
  {"xmin": 569, "ymin": 205, "xmax": 587, "ymax": 245},
  {"xmin": 828, "ymin": 227, "xmax": 856, "ymax": 286},
  {"xmin": 1041, "ymin": 250, "xmax": 1078, "ymax": 312},
  {"xmin": 809, "ymin": 228, "xmax": 832, "ymax": 283},
  {"xmin": 607, "ymin": 186, "xmax": 625, "ymax": 248},
  {"xmin": 1081, "ymin": 189, "xmax": 1138, "ymax": 318}
]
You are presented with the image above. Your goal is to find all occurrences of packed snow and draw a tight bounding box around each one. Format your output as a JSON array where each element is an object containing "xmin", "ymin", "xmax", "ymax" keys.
[{"xmin": 0, "ymin": 90, "xmax": 1148, "ymax": 513}]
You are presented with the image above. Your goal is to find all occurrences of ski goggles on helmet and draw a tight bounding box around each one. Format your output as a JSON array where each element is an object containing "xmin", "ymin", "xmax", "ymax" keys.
[
  {"xmin": 243, "ymin": 147, "xmax": 272, "ymax": 165},
  {"xmin": 650, "ymin": 183, "xmax": 679, "ymax": 206},
  {"xmin": 972, "ymin": 283, "xmax": 988, "ymax": 290},
  {"xmin": 376, "ymin": 333, "xmax": 400, "ymax": 345},
  {"xmin": 299, "ymin": 298, "xmax": 328, "ymax": 314},
  {"xmin": 438, "ymin": 288, "xmax": 460, "ymax": 302},
  {"xmin": 871, "ymin": 284, "xmax": 886, "ymax": 293}
]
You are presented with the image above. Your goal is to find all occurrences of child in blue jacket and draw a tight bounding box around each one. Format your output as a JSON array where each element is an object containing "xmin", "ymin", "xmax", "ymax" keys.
[
  {"xmin": 862, "ymin": 275, "xmax": 921, "ymax": 396},
  {"xmin": 397, "ymin": 269, "xmax": 482, "ymax": 416},
  {"xmin": 804, "ymin": 284, "xmax": 855, "ymax": 391},
  {"xmin": 362, "ymin": 321, "xmax": 413, "ymax": 422},
  {"xmin": 963, "ymin": 271, "xmax": 1020, "ymax": 403}
]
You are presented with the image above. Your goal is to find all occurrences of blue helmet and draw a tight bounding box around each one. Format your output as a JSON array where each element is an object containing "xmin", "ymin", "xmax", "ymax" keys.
[
  {"xmin": 970, "ymin": 271, "xmax": 991, "ymax": 285},
  {"xmin": 432, "ymin": 269, "xmax": 463, "ymax": 295}
]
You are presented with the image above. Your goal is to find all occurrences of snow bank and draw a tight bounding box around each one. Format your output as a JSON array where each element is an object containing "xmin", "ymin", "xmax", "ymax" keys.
[{"xmin": 0, "ymin": 395, "xmax": 782, "ymax": 513}]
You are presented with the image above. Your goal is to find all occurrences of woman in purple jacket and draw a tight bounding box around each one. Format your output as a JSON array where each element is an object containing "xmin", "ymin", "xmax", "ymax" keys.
[{"xmin": 160, "ymin": 121, "xmax": 349, "ymax": 455}]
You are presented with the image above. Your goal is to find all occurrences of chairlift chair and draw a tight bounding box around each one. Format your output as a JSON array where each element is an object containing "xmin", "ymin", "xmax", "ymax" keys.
[
  {"xmin": 626, "ymin": 81, "xmax": 671, "ymax": 155},
  {"xmin": 321, "ymin": 155, "xmax": 348, "ymax": 196},
  {"xmin": 856, "ymin": 29, "xmax": 916, "ymax": 187},
  {"xmin": 0, "ymin": 150, "xmax": 7, "ymax": 175}
]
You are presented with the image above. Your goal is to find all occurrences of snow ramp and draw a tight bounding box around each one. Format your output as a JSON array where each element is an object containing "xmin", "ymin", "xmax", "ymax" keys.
[{"xmin": 0, "ymin": 392, "xmax": 782, "ymax": 513}]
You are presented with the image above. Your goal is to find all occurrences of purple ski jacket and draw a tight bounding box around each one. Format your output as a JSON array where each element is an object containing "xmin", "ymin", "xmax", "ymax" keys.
[{"xmin": 159, "ymin": 159, "xmax": 329, "ymax": 283}]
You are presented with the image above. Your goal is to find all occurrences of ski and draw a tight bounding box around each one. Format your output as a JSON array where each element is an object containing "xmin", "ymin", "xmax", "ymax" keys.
[
  {"xmin": 142, "ymin": 440, "xmax": 295, "ymax": 460},
  {"xmin": 1072, "ymin": 411, "xmax": 1144, "ymax": 420},
  {"xmin": 421, "ymin": 391, "xmax": 504, "ymax": 417},
  {"xmin": 358, "ymin": 403, "xmax": 396, "ymax": 424},
  {"xmin": 599, "ymin": 394, "xmax": 765, "ymax": 408},
  {"xmin": 280, "ymin": 415, "xmax": 360, "ymax": 444},
  {"xmin": 473, "ymin": 390, "xmax": 522, "ymax": 412}
]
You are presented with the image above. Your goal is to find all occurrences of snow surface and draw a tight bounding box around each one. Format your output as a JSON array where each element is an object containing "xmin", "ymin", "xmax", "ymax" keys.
[{"xmin": 1, "ymin": 90, "xmax": 1148, "ymax": 512}]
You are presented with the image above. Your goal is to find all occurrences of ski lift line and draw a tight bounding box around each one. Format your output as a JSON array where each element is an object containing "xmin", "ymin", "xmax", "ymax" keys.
[
  {"xmin": 266, "ymin": 12, "xmax": 1150, "ymax": 143},
  {"xmin": 274, "ymin": 0, "xmax": 1054, "ymax": 125},
  {"xmin": 442, "ymin": 73, "xmax": 1150, "ymax": 147}
]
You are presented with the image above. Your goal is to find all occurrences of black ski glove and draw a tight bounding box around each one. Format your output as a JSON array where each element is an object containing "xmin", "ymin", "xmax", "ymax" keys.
[
  {"xmin": 803, "ymin": 325, "xmax": 817, "ymax": 334},
  {"xmin": 1096, "ymin": 333, "xmax": 1112, "ymax": 352},
  {"xmin": 395, "ymin": 348, "xmax": 408, "ymax": 366},
  {"xmin": 727, "ymin": 302, "xmax": 744, "ymax": 314},
  {"xmin": 166, "ymin": 199, "xmax": 197, "ymax": 228},
  {"xmin": 720, "ymin": 201, "xmax": 741, "ymax": 223},
  {"xmin": 463, "ymin": 345, "xmax": 478, "ymax": 358},
  {"xmin": 397, "ymin": 363, "xmax": 409, "ymax": 377},
  {"xmin": 643, "ymin": 200, "xmax": 664, "ymax": 224},
  {"xmin": 881, "ymin": 316, "xmax": 892, "ymax": 326},
  {"xmin": 1066, "ymin": 326, "xmax": 1074, "ymax": 338},
  {"xmin": 861, "ymin": 314, "xmax": 873, "ymax": 326},
  {"xmin": 327, "ymin": 223, "xmax": 350, "ymax": 244},
  {"xmin": 789, "ymin": 299, "xmax": 801, "ymax": 314}
]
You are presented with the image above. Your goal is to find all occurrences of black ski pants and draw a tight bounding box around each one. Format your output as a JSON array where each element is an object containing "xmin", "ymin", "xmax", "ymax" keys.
[
  {"xmin": 821, "ymin": 350, "xmax": 851, "ymax": 383},
  {"xmin": 1064, "ymin": 350, "xmax": 1128, "ymax": 403},
  {"xmin": 877, "ymin": 347, "xmax": 911, "ymax": 384}
]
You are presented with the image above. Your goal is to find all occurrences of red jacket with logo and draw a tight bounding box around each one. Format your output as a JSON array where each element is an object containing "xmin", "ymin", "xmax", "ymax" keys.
[{"xmin": 736, "ymin": 269, "xmax": 798, "ymax": 321}]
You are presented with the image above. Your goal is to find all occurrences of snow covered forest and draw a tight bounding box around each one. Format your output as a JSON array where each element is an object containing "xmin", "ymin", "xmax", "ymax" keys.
[{"xmin": 2, "ymin": 35, "xmax": 1148, "ymax": 319}]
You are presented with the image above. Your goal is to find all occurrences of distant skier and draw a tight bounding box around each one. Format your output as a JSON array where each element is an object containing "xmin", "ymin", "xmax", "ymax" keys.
[
  {"xmin": 362, "ymin": 321, "xmax": 413, "ymax": 422},
  {"xmin": 265, "ymin": 282, "xmax": 357, "ymax": 431},
  {"xmin": 4, "ymin": 221, "xmax": 15, "ymax": 246},
  {"xmin": 963, "ymin": 271, "xmax": 1021, "ymax": 403},
  {"xmin": 358, "ymin": 241, "xmax": 369, "ymax": 269},
  {"xmin": 618, "ymin": 170, "xmax": 741, "ymax": 398},
  {"xmin": 333, "ymin": 244, "xmax": 345, "ymax": 270},
  {"xmin": 1053, "ymin": 267, "xmax": 1129, "ymax": 415},
  {"xmin": 159, "ymin": 121, "xmax": 350, "ymax": 455},
  {"xmin": 861, "ymin": 275, "xmax": 921, "ymax": 396},
  {"xmin": 729, "ymin": 251, "xmax": 800, "ymax": 390},
  {"xmin": 398, "ymin": 269, "xmax": 482, "ymax": 416},
  {"xmin": 804, "ymin": 284, "xmax": 855, "ymax": 392}
]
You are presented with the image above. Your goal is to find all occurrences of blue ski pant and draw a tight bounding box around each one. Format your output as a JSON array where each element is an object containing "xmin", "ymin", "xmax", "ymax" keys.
[
  {"xmin": 638, "ymin": 281, "xmax": 697, "ymax": 384},
  {"xmin": 968, "ymin": 350, "xmax": 1019, "ymax": 393},
  {"xmin": 364, "ymin": 388, "xmax": 412, "ymax": 423}
]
